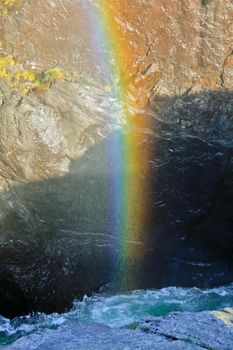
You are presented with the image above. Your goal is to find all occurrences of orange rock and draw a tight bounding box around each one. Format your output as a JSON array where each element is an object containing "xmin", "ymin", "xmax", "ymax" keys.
[{"xmin": 0, "ymin": 0, "xmax": 232, "ymax": 98}]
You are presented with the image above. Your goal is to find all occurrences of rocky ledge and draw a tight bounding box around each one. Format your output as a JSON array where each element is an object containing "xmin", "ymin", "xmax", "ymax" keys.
[{"xmin": 5, "ymin": 309, "xmax": 233, "ymax": 350}]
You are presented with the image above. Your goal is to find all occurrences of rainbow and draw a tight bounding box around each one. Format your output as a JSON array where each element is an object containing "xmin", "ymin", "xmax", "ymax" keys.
[{"xmin": 85, "ymin": 0, "xmax": 152, "ymax": 289}]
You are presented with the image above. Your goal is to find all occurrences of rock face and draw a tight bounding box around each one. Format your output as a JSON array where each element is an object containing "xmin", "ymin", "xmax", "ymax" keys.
[
  {"xmin": 1, "ymin": 87, "xmax": 233, "ymax": 318},
  {"xmin": 0, "ymin": 78, "xmax": 117, "ymax": 317},
  {"xmin": 0, "ymin": 0, "xmax": 233, "ymax": 317},
  {"xmin": 142, "ymin": 91, "xmax": 233, "ymax": 289},
  {"xmin": 5, "ymin": 309, "xmax": 233, "ymax": 350},
  {"xmin": 1, "ymin": 0, "xmax": 233, "ymax": 93}
]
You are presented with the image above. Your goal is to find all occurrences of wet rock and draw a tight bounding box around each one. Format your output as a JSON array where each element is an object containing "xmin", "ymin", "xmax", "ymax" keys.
[
  {"xmin": 138, "ymin": 309, "xmax": 233, "ymax": 350},
  {"xmin": 151, "ymin": 90, "xmax": 233, "ymax": 144},
  {"xmin": 0, "ymin": 89, "xmax": 233, "ymax": 317},
  {"xmin": 5, "ymin": 310, "xmax": 233, "ymax": 349}
]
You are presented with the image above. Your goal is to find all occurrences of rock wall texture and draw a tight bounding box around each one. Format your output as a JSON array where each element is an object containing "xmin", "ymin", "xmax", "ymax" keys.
[
  {"xmin": 0, "ymin": 0, "xmax": 232, "ymax": 182},
  {"xmin": 0, "ymin": 0, "xmax": 232, "ymax": 317},
  {"xmin": 1, "ymin": 0, "xmax": 233, "ymax": 97}
]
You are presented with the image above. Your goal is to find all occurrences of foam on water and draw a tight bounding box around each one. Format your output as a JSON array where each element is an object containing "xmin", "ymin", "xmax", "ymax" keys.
[{"xmin": 1, "ymin": 284, "xmax": 233, "ymax": 345}]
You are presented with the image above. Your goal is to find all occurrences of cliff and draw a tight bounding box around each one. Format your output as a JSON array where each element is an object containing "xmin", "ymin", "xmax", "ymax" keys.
[{"xmin": 0, "ymin": 0, "xmax": 232, "ymax": 317}]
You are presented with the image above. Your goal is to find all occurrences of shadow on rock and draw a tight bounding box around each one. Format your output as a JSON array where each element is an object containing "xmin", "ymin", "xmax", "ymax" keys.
[{"xmin": 0, "ymin": 90, "xmax": 233, "ymax": 318}]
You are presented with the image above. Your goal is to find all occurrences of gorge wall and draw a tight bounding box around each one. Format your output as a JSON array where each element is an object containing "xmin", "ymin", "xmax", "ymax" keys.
[{"xmin": 0, "ymin": 0, "xmax": 233, "ymax": 317}]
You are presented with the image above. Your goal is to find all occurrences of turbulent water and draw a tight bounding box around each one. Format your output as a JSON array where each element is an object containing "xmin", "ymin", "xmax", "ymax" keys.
[{"xmin": 1, "ymin": 284, "xmax": 233, "ymax": 346}]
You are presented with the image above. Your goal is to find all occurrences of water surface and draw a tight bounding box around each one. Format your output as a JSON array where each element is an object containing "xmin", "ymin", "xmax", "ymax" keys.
[{"xmin": 1, "ymin": 284, "xmax": 233, "ymax": 345}]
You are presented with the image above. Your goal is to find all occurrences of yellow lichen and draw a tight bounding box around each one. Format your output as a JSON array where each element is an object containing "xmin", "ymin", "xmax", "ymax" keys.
[
  {"xmin": 14, "ymin": 70, "xmax": 36, "ymax": 82},
  {"xmin": 34, "ymin": 67, "xmax": 65, "ymax": 91},
  {"xmin": 0, "ymin": 0, "xmax": 22, "ymax": 15},
  {"xmin": 0, "ymin": 56, "xmax": 66, "ymax": 95},
  {"xmin": 45, "ymin": 67, "xmax": 65, "ymax": 81}
]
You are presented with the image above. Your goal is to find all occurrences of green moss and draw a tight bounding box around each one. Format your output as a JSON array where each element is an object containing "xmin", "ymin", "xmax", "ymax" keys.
[
  {"xmin": 125, "ymin": 322, "xmax": 139, "ymax": 330},
  {"xmin": 140, "ymin": 325, "xmax": 150, "ymax": 333}
]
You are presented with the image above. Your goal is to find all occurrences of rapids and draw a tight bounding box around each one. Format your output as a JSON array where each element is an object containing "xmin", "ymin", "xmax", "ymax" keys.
[{"xmin": 1, "ymin": 284, "xmax": 233, "ymax": 346}]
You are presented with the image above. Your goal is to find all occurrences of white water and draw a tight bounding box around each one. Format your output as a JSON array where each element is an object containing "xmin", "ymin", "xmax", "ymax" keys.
[{"xmin": 1, "ymin": 284, "xmax": 233, "ymax": 345}]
